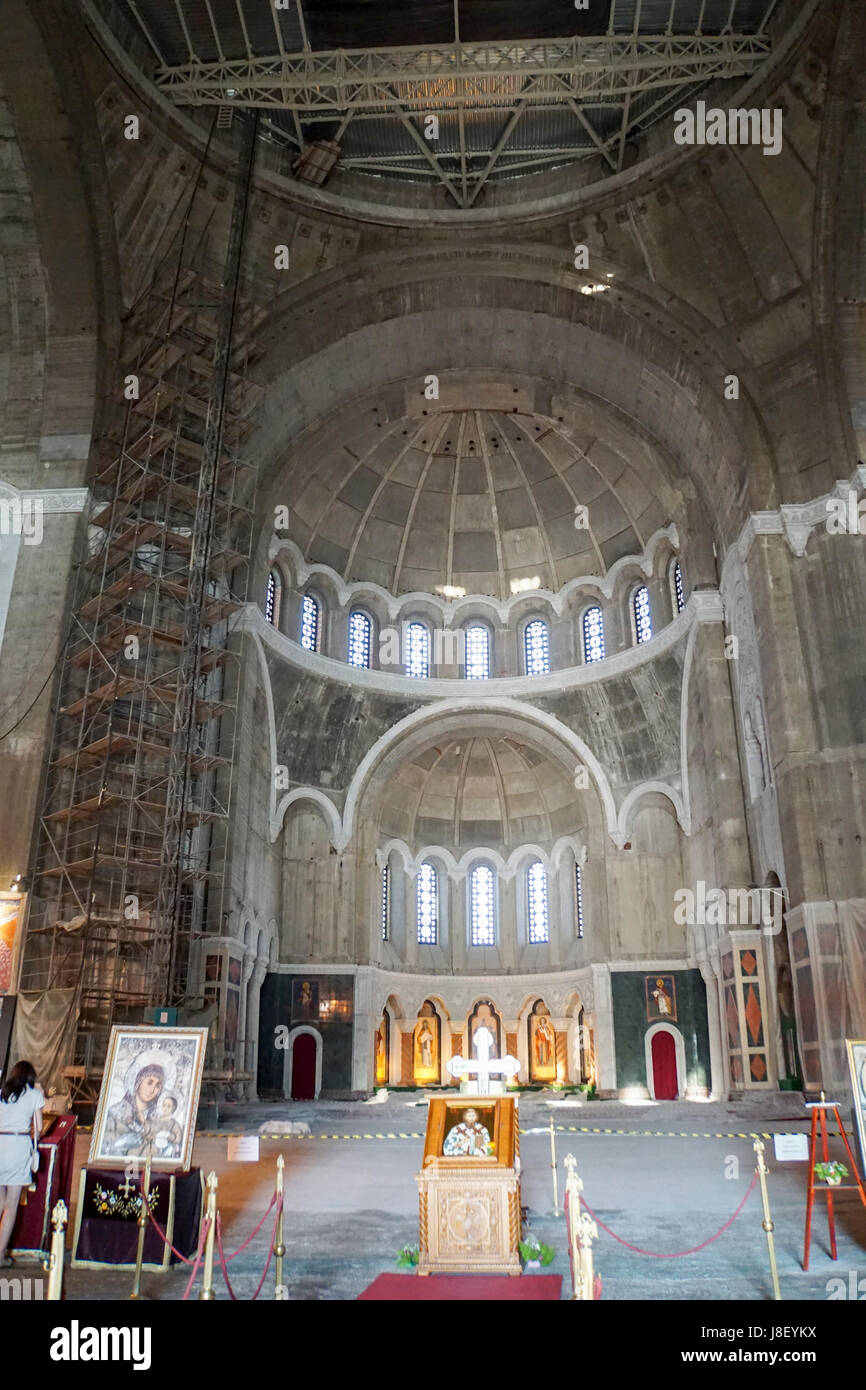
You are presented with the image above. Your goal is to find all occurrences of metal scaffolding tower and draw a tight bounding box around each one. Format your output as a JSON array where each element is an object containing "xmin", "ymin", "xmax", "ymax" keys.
[{"xmin": 20, "ymin": 117, "xmax": 264, "ymax": 1108}]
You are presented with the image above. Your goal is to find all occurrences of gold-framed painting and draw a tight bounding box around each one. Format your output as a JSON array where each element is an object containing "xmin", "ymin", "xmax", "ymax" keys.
[
  {"xmin": 846, "ymin": 1039, "xmax": 866, "ymax": 1172},
  {"xmin": 646, "ymin": 974, "xmax": 677, "ymax": 1023},
  {"xmin": 89, "ymin": 1026, "xmax": 208, "ymax": 1171},
  {"xmin": 0, "ymin": 891, "xmax": 27, "ymax": 994}
]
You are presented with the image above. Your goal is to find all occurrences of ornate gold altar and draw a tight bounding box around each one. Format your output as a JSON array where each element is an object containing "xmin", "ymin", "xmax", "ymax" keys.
[{"xmin": 416, "ymin": 1097, "xmax": 521, "ymax": 1275}]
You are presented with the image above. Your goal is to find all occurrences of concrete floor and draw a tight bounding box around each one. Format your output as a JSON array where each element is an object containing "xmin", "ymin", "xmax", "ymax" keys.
[{"xmin": 17, "ymin": 1094, "xmax": 866, "ymax": 1301}]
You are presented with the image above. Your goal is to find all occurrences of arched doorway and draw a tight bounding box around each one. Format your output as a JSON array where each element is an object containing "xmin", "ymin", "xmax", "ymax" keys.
[
  {"xmin": 283, "ymin": 1026, "xmax": 323, "ymax": 1100},
  {"xmin": 645, "ymin": 1024, "xmax": 685, "ymax": 1100},
  {"xmin": 651, "ymin": 1032, "xmax": 677, "ymax": 1099},
  {"xmin": 291, "ymin": 1034, "xmax": 316, "ymax": 1099}
]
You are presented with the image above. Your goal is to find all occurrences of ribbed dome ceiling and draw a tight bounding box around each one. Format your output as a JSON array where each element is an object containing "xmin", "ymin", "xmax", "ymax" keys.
[
  {"xmin": 378, "ymin": 735, "xmax": 584, "ymax": 850},
  {"xmin": 291, "ymin": 409, "xmax": 668, "ymax": 600}
]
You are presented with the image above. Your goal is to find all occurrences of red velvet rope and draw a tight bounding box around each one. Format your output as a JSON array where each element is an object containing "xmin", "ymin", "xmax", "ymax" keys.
[
  {"xmin": 578, "ymin": 1171, "xmax": 759, "ymax": 1258},
  {"xmin": 182, "ymin": 1217, "xmax": 210, "ymax": 1301},
  {"xmin": 219, "ymin": 1190, "xmax": 278, "ymax": 1262},
  {"xmin": 144, "ymin": 1199, "xmax": 197, "ymax": 1265},
  {"xmin": 215, "ymin": 1213, "xmax": 238, "ymax": 1301}
]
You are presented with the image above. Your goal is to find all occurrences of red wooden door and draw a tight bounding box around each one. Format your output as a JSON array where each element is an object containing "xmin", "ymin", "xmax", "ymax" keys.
[
  {"xmin": 651, "ymin": 1031, "xmax": 678, "ymax": 1100},
  {"xmin": 291, "ymin": 1033, "xmax": 317, "ymax": 1100}
]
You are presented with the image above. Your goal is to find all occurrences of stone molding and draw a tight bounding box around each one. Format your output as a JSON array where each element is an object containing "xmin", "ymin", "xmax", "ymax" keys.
[
  {"xmin": 267, "ymin": 525, "xmax": 680, "ymax": 622},
  {"xmin": 731, "ymin": 464, "xmax": 866, "ymax": 567},
  {"xmin": 375, "ymin": 836, "xmax": 585, "ymax": 881}
]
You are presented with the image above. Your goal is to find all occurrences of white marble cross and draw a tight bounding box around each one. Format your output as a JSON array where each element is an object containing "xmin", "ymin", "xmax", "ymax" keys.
[{"xmin": 447, "ymin": 1025, "xmax": 520, "ymax": 1095}]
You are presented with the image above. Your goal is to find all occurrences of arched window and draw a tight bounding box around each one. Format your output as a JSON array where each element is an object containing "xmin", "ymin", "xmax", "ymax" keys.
[
  {"xmin": 416, "ymin": 862, "xmax": 439, "ymax": 945},
  {"xmin": 574, "ymin": 862, "xmax": 585, "ymax": 939},
  {"xmin": 632, "ymin": 585, "xmax": 653, "ymax": 645},
  {"xmin": 381, "ymin": 864, "xmax": 391, "ymax": 941},
  {"xmin": 348, "ymin": 609, "xmax": 372, "ymax": 668},
  {"xmin": 300, "ymin": 591, "xmax": 321, "ymax": 651},
  {"xmin": 582, "ymin": 606, "xmax": 605, "ymax": 664},
  {"xmin": 464, "ymin": 624, "xmax": 491, "ymax": 680},
  {"xmin": 524, "ymin": 619, "xmax": 550, "ymax": 675},
  {"xmin": 404, "ymin": 620, "xmax": 430, "ymax": 678},
  {"xmin": 264, "ymin": 570, "xmax": 282, "ymax": 627},
  {"xmin": 527, "ymin": 861, "xmax": 550, "ymax": 944},
  {"xmin": 469, "ymin": 863, "xmax": 496, "ymax": 946},
  {"xmin": 671, "ymin": 560, "xmax": 685, "ymax": 614}
]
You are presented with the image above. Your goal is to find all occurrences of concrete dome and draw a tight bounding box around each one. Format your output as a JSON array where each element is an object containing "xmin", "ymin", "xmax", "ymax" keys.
[
  {"xmin": 377, "ymin": 733, "xmax": 584, "ymax": 850},
  {"xmin": 289, "ymin": 408, "xmax": 668, "ymax": 600}
]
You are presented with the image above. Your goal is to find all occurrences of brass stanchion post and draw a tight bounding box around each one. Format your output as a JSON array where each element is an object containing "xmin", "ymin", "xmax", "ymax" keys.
[
  {"xmin": 754, "ymin": 1138, "xmax": 782, "ymax": 1302},
  {"xmin": 548, "ymin": 1113, "xmax": 563, "ymax": 1216},
  {"xmin": 273, "ymin": 1154, "xmax": 287, "ymax": 1300},
  {"xmin": 564, "ymin": 1154, "xmax": 598, "ymax": 1300},
  {"xmin": 199, "ymin": 1170, "xmax": 218, "ymax": 1301},
  {"xmin": 44, "ymin": 1199, "xmax": 68, "ymax": 1301},
  {"xmin": 129, "ymin": 1157, "xmax": 152, "ymax": 1301}
]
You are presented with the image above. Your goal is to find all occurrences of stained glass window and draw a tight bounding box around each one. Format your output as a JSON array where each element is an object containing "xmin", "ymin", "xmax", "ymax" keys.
[
  {"xmin": 265, "ymin": 570, "xmax": 281, "ymax": 627},
  {"xmin": 524, "ymin": 619, "xmax": 550, "ymax": 675},
  {"xmin": 417, "ymin": 862, "xmax": 438, "ymax": 945},
  {"xmin": 469, "ymin": 863, "xmax": 496, "ymax": 946},
  {"xmin": 404, "ymin": 621, "xmax": 430, "ymax": 677},
  {"xmin": 381, "ymin": 864, "xmax": 390, "ymax": 941},
  {"xmin": 672, "ymin": 561, "xmax": 685, "ymax": 614},
  {"xmin": 465, "ymin": 624, "xmax": 491, "ymax": 680},
  {"xmin": 633, "ymin": 585, "xmax": 653, "ymax": 644},
  {"xmin": 527, "ymin": 861, "xmax": 549, "ymax": 944},
  {"xmin": 582, "ymin": 606, "xmax": 605, "ymax": 664},
  {"xmin": 574, "ymin": 863, "xmax": 584, "ymax": 938},
  {"xmin": 348, "ymin": 609, "xmax": 372, "ymax": 667},
  {"xmin": 300, "ymin": 592, "xmax": 320, "ymax": 651}
]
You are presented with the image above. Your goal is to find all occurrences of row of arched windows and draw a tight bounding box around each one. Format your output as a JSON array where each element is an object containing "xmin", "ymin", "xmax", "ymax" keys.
[
  {"xmin": 265, "ymin": 563, "xmax": 685, "ymax": 675},
  {"xmin": 381, "ymin": 861, "xmax": 585, "ymax": 946}
]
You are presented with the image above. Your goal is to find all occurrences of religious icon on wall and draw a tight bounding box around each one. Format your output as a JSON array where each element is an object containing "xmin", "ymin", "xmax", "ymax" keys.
[
  {"xmin": 846, "ymin": 1040, "xmax": 866, "ymax": 1173},
  {"xmin": 0, "ymin": 891, "xmax": 27, "ymax": 994},
  {"xmin": 468, "ymin": 999, "xmax": 501, "ymax": 1058},
  {"xmin": 89, "ymin": 1026, "xmax": 208, "ymax": 1171},
  {"xmin": 292, "ymin": 978, "xmax": 319, "ymax": 1022},
  {"xmin": 414, "ymin": 1002, "xmax": 440, "ymax": 1083},
  {"xmin": 442, "ymin": 1106, "xmax": 494, "ymax": 1157},
  {"xmin": 646, "ymin": 974, "xmax": 677, "ymax": 1023},
  {"xmin": 375, "ymin": 1015, "xmax": 389, "ymax": 1086},
  {"xmin": 529, "ymin": 1002, "xmax": 557, "ymax": 1081}
]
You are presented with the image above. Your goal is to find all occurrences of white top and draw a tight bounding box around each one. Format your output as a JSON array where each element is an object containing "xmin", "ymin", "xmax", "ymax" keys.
[{"xmin": 0, "ymin": 1084, "xmax": 45, "ymax": 1134}]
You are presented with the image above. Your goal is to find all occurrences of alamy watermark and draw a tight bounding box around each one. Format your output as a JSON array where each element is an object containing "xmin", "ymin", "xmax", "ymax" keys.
[
  {"xmin": 825, "ymin": 490, "xmax": 866, "ymax": 536},
  {"xmin": 0, "ymin": 496, "xmax": 43, "ymax": 547},
  {"xmin": 673, "ymin": 101, "xmax": 783, "ymax": 157},
  {"xmin": 674, "ymin": 881, "xmax": 784, "ymax": 935}
]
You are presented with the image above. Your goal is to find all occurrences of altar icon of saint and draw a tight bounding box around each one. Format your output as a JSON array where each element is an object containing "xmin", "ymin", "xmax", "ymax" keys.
[
  {"xmin": 646, "ymin": 974, "xmax": 677, "ymax": 1022},
  {"xmin": 534, "ymin": 1017, "xmax": 554, "ymax": 1068},
  {"xmin": 442, "ymin": 1108, "xmax": 491, "ymax": 1157},
  {"xmin": 292, "ymin": 977, "xmax": 319, "ymax": 1021},
  {"xmin": 652, "ymin": 978, "xmax": 672, "ymax": 1015},
  {"xmin": 375, "ymin": 1025, "xmax": 387, "ymax": 1084},
  {"xmin": 417, "ymin": 1021, "xmax": 434, "ymax": 1070}
]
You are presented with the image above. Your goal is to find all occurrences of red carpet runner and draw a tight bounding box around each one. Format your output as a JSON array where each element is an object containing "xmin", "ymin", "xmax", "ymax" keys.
[{"xmin": 358, "ymin": 1273, "xmax": 562, "ymax": 1300}]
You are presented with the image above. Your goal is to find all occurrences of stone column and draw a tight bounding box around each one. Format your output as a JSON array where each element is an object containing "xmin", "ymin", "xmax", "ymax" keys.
[
  {"xmin": 243, "ymin": 955, "xmax": 269, "ymax": 1099},
  {"xmin": 352, "ymin": 967, "xmax": 374, "ymax": 1093},
  {"xmin": 699, "ymin": 958, "xmax": 726, "ymax": 1100},
  {"xmin": 590, "ymin": 963, "xmax": 616, "ymax": 1093}
]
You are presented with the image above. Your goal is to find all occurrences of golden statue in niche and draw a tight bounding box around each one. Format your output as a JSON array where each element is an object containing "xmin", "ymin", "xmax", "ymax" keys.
[
  {"xmin": 414, "ymin": 1002, "xmax": 439, "ymax": 1082},
  {"xmin": 375, "ymin": 1017, "xmax": 388, "ymax": 1085},
  {"xmin": 529, "ymin": 1003, "xmax": 557, "ymax": 1081}
]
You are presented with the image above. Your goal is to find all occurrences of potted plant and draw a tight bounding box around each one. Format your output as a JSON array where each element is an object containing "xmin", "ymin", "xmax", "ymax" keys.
[
  {"xmin": 396, "ymin": 1244, "xmax": 419, "ymax": 1268},
  {"xmin": 518, "ymin": 1234, "xmax": 555, "ymax": 1269},
  {"xmin": 814, "ymin": 1160, "xmax": 847, "ymax": 1187}
]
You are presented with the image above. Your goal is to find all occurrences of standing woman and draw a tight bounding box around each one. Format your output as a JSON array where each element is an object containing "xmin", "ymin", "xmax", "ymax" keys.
[{"xmin": 0, "ymin": 1061, "xmax": 44, "ymax": 1267}]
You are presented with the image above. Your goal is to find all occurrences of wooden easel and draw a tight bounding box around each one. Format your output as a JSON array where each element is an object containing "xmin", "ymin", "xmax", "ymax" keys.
[{"xmin": 803, "ymin": 1091, "xmax": 866, "ymax": 1270}]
